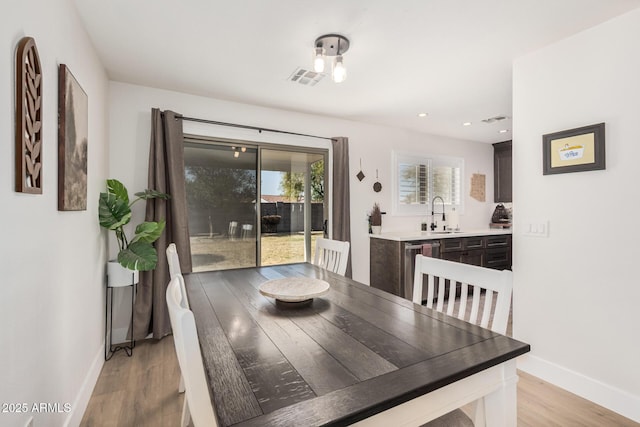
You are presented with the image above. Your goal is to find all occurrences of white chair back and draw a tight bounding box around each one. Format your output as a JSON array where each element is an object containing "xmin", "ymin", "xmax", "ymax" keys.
[
  {"xmin": 167, "ymin": 244, "xmax": 189, "ymax": 309},
  {"xmin": 228, "ymin": 221, "xmax": 238, "ymax": 240},
  {"xmin": 166, "ymin": 243, "xmax": 182, "ymax": 279},
  {"xmin": 314, "ymin": 237, "xmax": 350, "ymax": 276},
  {"xmin": 166, "ymin": 277, "xmax": 219, "ymax": 427},
  {"xmin": 176, "ymin": 308, "xmax": 219, "ymax": 427},
  {"xmin": 412, "ymin": 256, "xmax": 512, "ymax": 334}
]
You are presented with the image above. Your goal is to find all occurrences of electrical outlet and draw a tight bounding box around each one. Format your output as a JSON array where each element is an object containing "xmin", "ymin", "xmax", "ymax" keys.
[{"xmin": 25, "ymin": 416, "xmax": 34, "ymax": 427}]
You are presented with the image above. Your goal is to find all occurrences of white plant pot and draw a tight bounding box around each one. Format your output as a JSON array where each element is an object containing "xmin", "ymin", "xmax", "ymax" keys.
[
  {"xmin": 371, "ymin": 225, "xmax": 382, "ymax": 234},
  {"xmin": 107, "ymin": 261, "xmax": 139, "ymax": 288}
]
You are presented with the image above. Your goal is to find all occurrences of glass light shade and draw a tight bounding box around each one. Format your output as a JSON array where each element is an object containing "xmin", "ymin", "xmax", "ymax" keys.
[
  {"xmin": 332, "ymin": 56, "xmax": 347, "ymax": 83},
  {"xmin": 313, "ymin": 47, "xmax": 325, "ymax": 73}
]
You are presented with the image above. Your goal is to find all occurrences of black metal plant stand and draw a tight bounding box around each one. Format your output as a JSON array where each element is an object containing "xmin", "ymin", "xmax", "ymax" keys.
[{"xmin": 105, "ymin": 279, "xmax": 137, "ymax": 361}]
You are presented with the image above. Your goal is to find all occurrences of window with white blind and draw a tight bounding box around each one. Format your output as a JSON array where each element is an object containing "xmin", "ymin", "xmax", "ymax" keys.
[{"xmin": 392, "ymin": 151, "xmax": 464, "ymax": 216}]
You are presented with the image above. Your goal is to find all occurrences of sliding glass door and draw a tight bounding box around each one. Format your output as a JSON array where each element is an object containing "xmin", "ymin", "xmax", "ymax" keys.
[
  {"xmin": 260, "ymin": 149, "xmax": 326, "ymax": 266},
  {"xmin": 184, "ymin": 141, "xmax": 258, "ymax": 271},
  {"xmin": 184, "ymin": 138, "xmax": 327, "ymax": 272}
]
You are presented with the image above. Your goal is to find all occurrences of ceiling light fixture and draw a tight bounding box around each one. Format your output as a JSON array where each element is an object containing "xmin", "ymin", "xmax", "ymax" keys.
[
  {"xmin": 231, "ymin": 146, "xmax": 247, "ymax": 158},
  {"xmin": 499, "ymin": 129, "xmax": 509, "ymax": 133},
  {"xmin": 313, "ymin": 34, "xmax": 350, "ymax": 83},
  {"xmin": 417, "ymin": 113, "xmax": 428, "ymax": 118},
  {"xmin": 313, "ymin": 47, "xmax": 325, "ymax": 73},
  {"xmin": 463, "ymin": 122, "xmax": 472, "ymax": 126}
]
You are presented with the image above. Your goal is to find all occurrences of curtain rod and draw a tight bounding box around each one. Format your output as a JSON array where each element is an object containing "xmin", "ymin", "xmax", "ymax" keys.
[{"xmin": 178, "ymin": 115, "xmax": 334, "ymax": 141}]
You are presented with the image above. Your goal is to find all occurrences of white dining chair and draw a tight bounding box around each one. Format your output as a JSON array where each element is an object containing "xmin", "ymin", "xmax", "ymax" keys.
[
  {"xmin": 412, "ymin": 255, "xmax": 512, "ymax": 334},
  {"xmin": 166, "ymin": 243, "xmax": 182, "ymax": 279},
  {"xmin": 413, "ymin": 255, "xmax": 513, "ymax": 426},
  {"xmin": 313, "ymin": 237, "xmax": 350, "ymax": 276},
  {"xmin": 168, "ymin": 272, "xmax": 190, "ymax": 394},
  {"xmin": 166, "ymin": 277, "xmax": 219, "ymax": 427},
  {"xmin": 166, "ymin": 244, "xmax": 189, "ymax": 309},
  {"xmin": 228, "ymin": 221, "xmax": 238, "ymax": 240},
  {"xmin": 241, "ymin": 224, "xmax": 253, "ymax": 240}
]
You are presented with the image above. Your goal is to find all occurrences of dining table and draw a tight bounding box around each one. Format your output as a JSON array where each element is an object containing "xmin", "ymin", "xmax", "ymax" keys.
[{"xmin": 183, "ymin": 263, "xmax": 530, "ymax": 427}]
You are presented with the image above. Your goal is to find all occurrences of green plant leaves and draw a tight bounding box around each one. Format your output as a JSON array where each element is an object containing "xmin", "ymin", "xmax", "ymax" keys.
[
  {"xmin": 134, "ymin": 189, "xmax": 171, "ymax": 200},
  {"xmin": 106, "ymin": 179, "xmax": 130, "ymax": 204},
  {"xmin": 117, "ymin": 241, "xmax": 158, "ymax": 271},
  {"xmin": 131, "ymin": 221, "xmax": 166, "ymax": 244},
  {"xmin": 99, "ymin": 179, "xmax": 171, "ymax": 272},
  {"xmin": 98, "ymin": 192, "xmax": 132, "ymax": 230}
]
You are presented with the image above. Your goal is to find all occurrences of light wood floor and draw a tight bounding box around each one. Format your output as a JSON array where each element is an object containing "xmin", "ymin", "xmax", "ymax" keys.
[{"xmin": 81, "ymin": 337, "xmax": 638, "ymax": 427}]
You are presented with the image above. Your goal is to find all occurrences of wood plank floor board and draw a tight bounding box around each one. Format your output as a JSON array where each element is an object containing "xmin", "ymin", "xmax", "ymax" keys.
[
  {"xmin": 515, "ymin": 371, "xmax": 639, "ymax": 427},
  {"xmin": 81, "ymin": 337, "xmax": 183, "ymax": 427}
]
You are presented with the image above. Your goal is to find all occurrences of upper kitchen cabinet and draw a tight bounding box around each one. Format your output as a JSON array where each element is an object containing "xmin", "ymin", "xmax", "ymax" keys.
[{"xmin": 493, "ymin": 140, "xmax": 512, "ymax": 202}]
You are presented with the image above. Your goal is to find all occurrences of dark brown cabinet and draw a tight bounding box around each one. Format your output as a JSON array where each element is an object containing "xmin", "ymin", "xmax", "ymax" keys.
[
  {"xmin": 370, "ymin": 233, "xmax": 512, "ymax": 300},
  {"xmin": 369, "ymin": 238, "xmax": 404, "ymax": 297},
  {"xmin": 493, "ymin": 140, "xmax": 512, "ymax": 203},
  {"xmin": 440, "ymin": 236, "xmax": 485, "ymax": 266},
  {"xmin": 484, "ymin": 234, "xmax": 512, "ymax": 270},
  {"xmin": 440, "ymin": 235, "xmax": 511, "ymax": 270}
]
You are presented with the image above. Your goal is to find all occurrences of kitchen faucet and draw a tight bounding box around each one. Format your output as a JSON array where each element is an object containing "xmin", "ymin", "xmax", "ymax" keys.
[{"xmin": 430, "ymin": 196, "xmax": 446, "ymax": 231}]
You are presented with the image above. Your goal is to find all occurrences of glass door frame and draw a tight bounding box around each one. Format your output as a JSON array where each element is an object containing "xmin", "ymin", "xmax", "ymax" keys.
[{"xmin": 184, "ymin": 133, "xmax": 329, "ymax": 268}]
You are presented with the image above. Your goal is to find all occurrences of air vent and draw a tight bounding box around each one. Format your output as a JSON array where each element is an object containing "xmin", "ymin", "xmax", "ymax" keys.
[
  {"xmin": 288, "ymin": 67, "xmax": 325, "ymax": 86},
  {"xmin": 481, "ymin": 115, "xmax": 509, "ymax": 124}
]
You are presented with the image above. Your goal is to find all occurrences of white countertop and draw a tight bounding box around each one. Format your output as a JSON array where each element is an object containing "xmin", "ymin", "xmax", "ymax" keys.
[{"xmin": 369, "ymin": 228, "xmax": 511, "ymax": 242}]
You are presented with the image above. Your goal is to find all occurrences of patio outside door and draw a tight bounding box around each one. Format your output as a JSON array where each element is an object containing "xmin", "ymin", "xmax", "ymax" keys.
[
  {"xmin": 184, "ymin": 142, "xmax": 258, "ymax": 271},
  {"xmin": 184, "ymin": 139, "xmax": 327, "ymax": 272},
  {"xmin": 259, "ymin": 149, "xmax": 326, "ymax": 266}
]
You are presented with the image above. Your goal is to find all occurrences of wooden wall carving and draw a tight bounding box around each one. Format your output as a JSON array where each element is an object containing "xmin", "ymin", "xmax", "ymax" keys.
[{"xmin": 15, "ymin": 37, "xmax": 43, "ymax": 194}]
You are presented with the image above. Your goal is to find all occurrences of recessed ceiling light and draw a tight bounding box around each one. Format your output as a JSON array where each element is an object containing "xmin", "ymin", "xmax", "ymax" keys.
[
  {"xmin": 463, "ymin": 122, "xmax": 472, "ymax": 126},
  {"xmin": 417, "ymin": 113, "xmax": 428, "ymax": 118},
  {"xmin": 499, "ymin": 129, "xmax": 509, "ymax": 133}
]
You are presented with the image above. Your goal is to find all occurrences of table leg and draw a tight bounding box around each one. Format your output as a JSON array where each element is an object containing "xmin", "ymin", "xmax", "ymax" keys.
[{"xmin": 482, "ymin": 359, "xmax": 519, "ymax": 426}]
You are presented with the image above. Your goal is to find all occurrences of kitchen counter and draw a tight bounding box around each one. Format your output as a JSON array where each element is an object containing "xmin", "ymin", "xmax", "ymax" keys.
[{"xmin": 370, "ymin": 228, "xmax": 511, "ymax": 242}]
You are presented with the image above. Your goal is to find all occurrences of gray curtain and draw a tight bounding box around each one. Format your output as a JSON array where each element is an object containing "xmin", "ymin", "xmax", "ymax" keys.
[
  {"xmin": 331, "ymin": 137, "xmax": 352, "ymax": 278},
  {"xmin": 132, "ymin": 109, "xmax": 192, "ymax": 340}
]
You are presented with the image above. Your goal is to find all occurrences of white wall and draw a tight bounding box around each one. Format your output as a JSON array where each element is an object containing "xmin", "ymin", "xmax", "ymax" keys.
[
  {"xmin": 109, "ymin": 82, "xmax": 496, "ymax": 285},
  {"xmin": 0, "ymin": 1, "xmax": 109, "ymax": 426},
  {"xmin": 513, "ymin": 8, "xmax": 640, "ymax": 422}
]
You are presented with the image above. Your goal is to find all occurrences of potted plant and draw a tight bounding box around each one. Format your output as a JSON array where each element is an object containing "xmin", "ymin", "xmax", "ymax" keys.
[
  {"xmin": 98, "ymin": 179, "xmax": 170, "ymax": 285},
  {"xmin": 369, "ymin": 203, "xmax": 382, "ymax": 234}
]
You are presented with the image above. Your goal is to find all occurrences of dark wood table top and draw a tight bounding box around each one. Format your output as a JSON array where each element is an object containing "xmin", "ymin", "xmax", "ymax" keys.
[{"xmin": 184, "ymin": 263, "xmax": 530, "ymax": 427}]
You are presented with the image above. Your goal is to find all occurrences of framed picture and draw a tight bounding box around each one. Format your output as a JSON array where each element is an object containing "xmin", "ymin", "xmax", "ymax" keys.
[
  {"xmin": 542, "ymin": 123, "xmax": 605, "ymax": 175},
  {"xmin": 58, "ymin": 64, "xmax": 88, "ymax": 210}
]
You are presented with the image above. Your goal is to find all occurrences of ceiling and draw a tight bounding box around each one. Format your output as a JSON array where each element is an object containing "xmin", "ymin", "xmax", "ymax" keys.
[{"xmin": 74, "ymin": 0, "xmax": 640, "ymax": 144}]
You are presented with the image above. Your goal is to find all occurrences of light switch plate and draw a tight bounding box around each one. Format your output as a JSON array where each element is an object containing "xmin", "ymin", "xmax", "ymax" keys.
[{"xmin": 523, "ymin": 221, "xmax": 549, "ymax": 237}]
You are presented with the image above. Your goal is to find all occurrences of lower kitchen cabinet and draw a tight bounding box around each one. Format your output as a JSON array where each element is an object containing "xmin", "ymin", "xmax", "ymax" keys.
[
  {"xmin": 440, "ymin": 235, "xmax": 511, "ymax": 270},
  {"xmin": 440, "ymin": 236, "xmax": 486, "ymax": 267},
  {"xmin": 370, "ymin": 233, "xmax": 511, "ymax": 301},
  {"xmin": 441, "ymin": 248, "xmax": 484, "ymax": 266},
  {"xmin": 369, "ymin": 238, "xmax": 403, "ymax": 297}
]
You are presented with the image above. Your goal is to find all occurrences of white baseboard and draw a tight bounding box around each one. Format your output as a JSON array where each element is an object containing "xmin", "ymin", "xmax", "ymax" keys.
[
  {"xmin": 64, "ymin": 343, "xmax": 104, "ymax": 427},
  {"xmin": 517, "ymin": 354, "xmax": 640, "ymax": 423}
]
